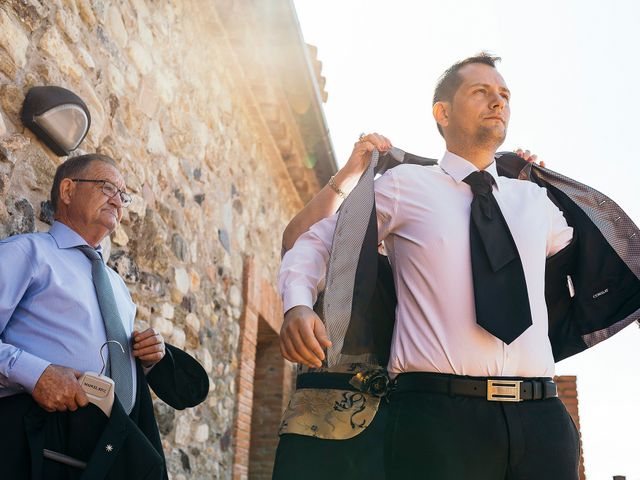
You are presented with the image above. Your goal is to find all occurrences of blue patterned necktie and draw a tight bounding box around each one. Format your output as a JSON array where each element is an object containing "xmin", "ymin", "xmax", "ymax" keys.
[{"xmin": 76, "ymin": 245, "xmax": 134, "ymax": 414}]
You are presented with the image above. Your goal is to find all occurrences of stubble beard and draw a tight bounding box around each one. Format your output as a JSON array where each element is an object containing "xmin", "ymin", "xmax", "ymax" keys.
[{"xmin": 475, "ymin": 125, "xmax": 507, "ymax": 152}]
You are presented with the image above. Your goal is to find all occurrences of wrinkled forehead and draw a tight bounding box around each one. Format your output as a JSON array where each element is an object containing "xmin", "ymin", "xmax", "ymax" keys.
[
  {"xmin": 83, "ymin": 161, "xmax": 126, "ymax": 189},
  {"xmin": 458, "ymin": 63, "xmax": 509, "ymax": 90}
]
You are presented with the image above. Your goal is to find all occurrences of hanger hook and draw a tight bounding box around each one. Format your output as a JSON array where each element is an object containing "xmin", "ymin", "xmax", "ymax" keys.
[{"xmin": 99, "ymin": 340, "xmax": 125, "ymax": 376}]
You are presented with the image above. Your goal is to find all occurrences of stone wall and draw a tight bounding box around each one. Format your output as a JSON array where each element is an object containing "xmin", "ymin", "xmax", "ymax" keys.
[{"xmin": 0, "ymin": 1, "xmax": 330, "ymax": 478}]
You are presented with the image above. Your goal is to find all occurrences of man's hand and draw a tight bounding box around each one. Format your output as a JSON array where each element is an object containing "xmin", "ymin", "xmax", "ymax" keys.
[
  {"xmin": 133, "ymin": 328, "xmax": 166, "ymax": 368},
  {"xmin": 280, "ymin": 306, "xmax": 332, "ymax": 368},
  {"xmin": 514, "ymin": 148, "xmax": 546, "ymax": 168},
  {"xmin": 343, "ymin": 132, "xmax": 392, "ymax": 177},
  {"xmin": 32, "ymin": 364, "xmax": 89, "ymax": 413}
]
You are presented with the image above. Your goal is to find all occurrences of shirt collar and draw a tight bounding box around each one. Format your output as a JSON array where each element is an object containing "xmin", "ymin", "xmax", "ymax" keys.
[
  {"xmin": 439, "ymin": 150, "xmax": 502, "ymax": 190},
  {"xmin": 48, "ymin": 221, "xmax": 103, "ymax": 254}
]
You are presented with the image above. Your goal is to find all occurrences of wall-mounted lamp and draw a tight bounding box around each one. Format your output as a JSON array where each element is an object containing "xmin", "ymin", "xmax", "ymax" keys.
[{"xmin": 21, "ymin": 86, "xmax": 91, "ymax": 156}]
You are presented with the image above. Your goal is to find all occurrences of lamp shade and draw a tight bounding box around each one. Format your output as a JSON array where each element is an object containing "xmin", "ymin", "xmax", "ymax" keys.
[{"xmin": 21, "ymin": 86, "xmax": 91, "ymax": 156}]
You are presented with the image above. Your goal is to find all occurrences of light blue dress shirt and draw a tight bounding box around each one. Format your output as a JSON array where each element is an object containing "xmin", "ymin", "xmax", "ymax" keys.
[{"xmin": 0, "ymin": 221, "xmax": 137, "ymax": 399}]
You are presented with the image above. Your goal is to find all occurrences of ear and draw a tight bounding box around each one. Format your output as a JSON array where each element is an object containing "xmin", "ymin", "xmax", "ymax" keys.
[
  {"xmin": 433, "ymin": 101, "xmax": 450, "ymax": 130},
  {"xmin": 58, "ymin": 178, "xmax": 75, "ymax": 207}
]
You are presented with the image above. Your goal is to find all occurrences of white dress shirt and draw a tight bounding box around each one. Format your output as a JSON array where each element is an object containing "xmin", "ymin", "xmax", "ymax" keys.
[{"xmin": 279, "ymin": 151, "xmax": 574, "ymax": 378}]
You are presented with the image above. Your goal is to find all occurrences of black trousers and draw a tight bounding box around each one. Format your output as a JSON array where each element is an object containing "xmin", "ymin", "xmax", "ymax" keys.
[
  {"xmin": 0, "ymin": 394, "xmax": 108, "ymax": 480},
  {"xmin": 385, "ymin": 389, "xmax": 580, "ymax": 480},
  {"xmin": 272, "ymin": 401, "xmax": 389, "ymax": 480}
]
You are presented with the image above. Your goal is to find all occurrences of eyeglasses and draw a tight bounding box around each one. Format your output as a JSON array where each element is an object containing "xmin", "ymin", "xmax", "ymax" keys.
[{"xmin": 71, "ymin": 179, "xmax": 132, "ymax": 207}]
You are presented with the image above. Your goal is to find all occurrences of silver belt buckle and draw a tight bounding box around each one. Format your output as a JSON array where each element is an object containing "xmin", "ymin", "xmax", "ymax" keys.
[{"xmin": 487, "ymin": 380, "xmax": 522, "ymax": 402}]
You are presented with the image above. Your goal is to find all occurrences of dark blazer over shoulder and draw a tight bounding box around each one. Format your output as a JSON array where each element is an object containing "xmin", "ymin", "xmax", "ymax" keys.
[{"xmin": 10, "ymin": 343, "xmax": 209, "ymax": 480}]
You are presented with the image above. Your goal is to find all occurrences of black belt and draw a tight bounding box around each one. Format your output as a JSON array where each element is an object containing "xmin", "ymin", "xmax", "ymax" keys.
[
  {"xmin": 393, "ymin": 372, "xmax": 557, "ymax": 402},
  {"xmin": 297, "ymin": 371, "xmax": 391, "ymax": 397}
]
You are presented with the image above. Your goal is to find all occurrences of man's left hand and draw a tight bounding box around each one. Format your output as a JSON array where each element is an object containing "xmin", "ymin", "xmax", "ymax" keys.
[
  {"xmin": 132, "ymin": 328, "xmax": 166, "ymax": 368},
  {"xmin": 514, "ymin": 148, "xmax": 546, "ymax": 168}
]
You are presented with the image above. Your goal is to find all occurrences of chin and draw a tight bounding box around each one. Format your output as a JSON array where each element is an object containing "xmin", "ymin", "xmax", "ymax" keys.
[
  {"xmin": 100, "ymin": 217, "xmax": 119, "ymax": 233},
  {"xmin": 477, "ymin": 127, "xmax": 506, "ymax": 149}
]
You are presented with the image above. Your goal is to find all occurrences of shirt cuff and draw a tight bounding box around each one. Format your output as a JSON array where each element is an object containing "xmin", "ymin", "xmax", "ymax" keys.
[
  {"xmin": 282, "ymin": 286, "xmax": 316, "ymax": 314},
  {"xmin": 9, "ymin": 350, "xmax": 51, "ymax": 393}
]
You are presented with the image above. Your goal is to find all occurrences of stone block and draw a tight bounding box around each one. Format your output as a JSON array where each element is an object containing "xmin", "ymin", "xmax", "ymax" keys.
[
  {"xmin": 218, "ymin": 228, "xmax": 230, "ymax": 254},
  {"xmin": 77, "ymin": 0, "xmax": 96, "ymax": 27},
  {"xmin": 190, "ymin": 269, "xmax": 200, "ymax": 292},
  {"xmin": 39, "ymin": 200, "xmax": 54, "ymax": 225},
  {"xmin": 152, "ymin": 316, "xmax": 174, "ymax": 337},
  {"xmin": 160, "ymin": 302, "xmax": 174, "ymax": 319},
  {"xmin": 38, "ymin": 28, "xmax": 84, "ymax": 81},
  {"xmin": 5, "ymin": 197, "xmax": 35, "ymax": 235},
  {"xmin": 153, "ymin": 401, "xmax": 175, "ymax": 436},
  {"xmin": 170, "ymin": 326, "xmax": 186, "ymax": 349},
  {"xmin": 147, "ymin": 120, "xmax": 167, "ymax": 155},
  {"xmin": 0, "ymin": 112, "xmax": 7, "ymax": 137},
  {"xmin": 128, "ymin": 193, "xmax": 147, "ymax": 217},
  {"xmin": 194, "ymin": 424, "xmax": 209, "ymax": 443},
  {"xmin": 0, "ymin": 135, "xmax": 26, "ymax": 165},
  {"xmin": 0, "ymin": 83, "xmax": 25, "ymax": 119},
  {"xmin": 108, "ymin": 250, "xmax": 140, "ymax": 284},
  {"xmin": 229, "ymin": 285, "xmax": 241, "ymax": 308},
  {"xmin": 128, "ymin": 40, "xmax": 153, "ymax": 75},
  {"xmin": 140, "ymin": 271, "xmax": 166, "ymax": 296},
  {"xmin": 137, "ymin": 76, "xmax": 160, "ymax": 118},
  {"xmin": 75, "ymin": 46, "xmax": 96, "ymax": 70},
  {"xmin": 185, "ymin": 313, "xmax": 200, "ymax": 333},
  {"xmin": 0, "ymin": 9, "xmax": 29, "ymax": 68},
  {"xmin": 111, "ymin": 225, "xmax": 129, "ymax": 246},
  {"xmin": 0, "ymin": 50, "xmax": 18, "ymax": 79},
  {"xmin": 137, "ymin": 17, "xmax": 153, "ymax": 45},
  {"xmin": 174, "ymin": 267, "xmax": 190, "ymax": 294},
  {"xmin": 55, "ymin": 8, "xmax": 81, "ymax": 43},
  {"xmin": 76, "ymin": 80, "xmax": 105, "ymax": 146},
  {"xmin": 12, "ymin": 0, "xmax": 49, "ymax": 31},
  {"xmin": 171, "ymin": 232, "xmax": 187, "ymax": 261},
  {"xmin": 106, "ymin": 5, "xmax": 128, "ymax": 49},
  {"xmin": 174, "ymin": 414, "xmax": 191, "ymax": 446},
  {"xmin": 107, "ymin": 63, "xmax": 126, "ymax": 96}
]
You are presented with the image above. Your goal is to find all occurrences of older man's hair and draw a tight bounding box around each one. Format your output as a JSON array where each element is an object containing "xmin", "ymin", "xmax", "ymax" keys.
[
  {"xmin": 51, "ymin": 153, "xmax": 117, "ymax": 213},
  {"xmin": 432, "ymin": 52, "xmax": 502, "ymax": 137}
]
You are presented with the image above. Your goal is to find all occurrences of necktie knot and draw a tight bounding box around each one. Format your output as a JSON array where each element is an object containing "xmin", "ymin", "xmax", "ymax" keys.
[
  {"xmin": 463, "ymin": 170, "xmax": 494, "ymax": 196},
  {"xmin": 76, "ymin": 244, "xmax": 102, "ymax": 262}
]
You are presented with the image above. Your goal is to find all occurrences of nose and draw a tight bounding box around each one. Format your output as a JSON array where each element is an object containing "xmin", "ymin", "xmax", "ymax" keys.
[
  {"xmin": 109, "ymin": 192, "xmax": 124, "ymax": 208},
  {"xmin": 490, "ymin": 92, "xmax": 505, "ymax": 110}
]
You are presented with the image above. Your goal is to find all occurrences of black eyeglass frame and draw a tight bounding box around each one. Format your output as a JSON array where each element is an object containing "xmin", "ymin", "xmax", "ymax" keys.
[{"xmin": 71, "ymin": 178, "xmax": 132, "ymax": 207}]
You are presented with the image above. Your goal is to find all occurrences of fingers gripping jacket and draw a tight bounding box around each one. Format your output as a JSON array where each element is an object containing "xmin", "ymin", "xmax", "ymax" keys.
[{"xmin": 323, "ymin": 150, "xmax": 379, "ymax": 366}]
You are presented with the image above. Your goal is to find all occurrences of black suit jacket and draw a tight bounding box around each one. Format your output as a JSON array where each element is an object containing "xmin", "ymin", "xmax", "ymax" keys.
[
  {"xmin": 2, "ymin": 344, "xmax": 208, "ymax": 480},
  {"xmin": 336, "ymin": 151, "xmax": 640, "ymax": 366}
]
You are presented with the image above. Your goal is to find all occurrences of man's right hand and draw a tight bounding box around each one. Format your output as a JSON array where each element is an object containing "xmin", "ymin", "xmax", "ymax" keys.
[
  {"xmin": 280, "ymin": 306, "xmax": 332, "ymax": 368},
  {"xmin": 343, "ymin": 132, "xmax": 392, "ymax": 177},
  {"xmin": 32, "ymin": 364, "xmax": 90, "ymax": 412}
]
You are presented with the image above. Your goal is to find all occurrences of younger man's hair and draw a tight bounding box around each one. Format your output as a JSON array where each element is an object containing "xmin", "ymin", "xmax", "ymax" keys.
[{"xmin": 433, "ymin": 52, "xmax": 502, "ymax": 136}]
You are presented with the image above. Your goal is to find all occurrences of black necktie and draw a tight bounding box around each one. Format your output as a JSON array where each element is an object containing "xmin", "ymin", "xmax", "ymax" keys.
[{"xmin": 463, "ymin": 170, "xmax": 532, "ymax": 344}]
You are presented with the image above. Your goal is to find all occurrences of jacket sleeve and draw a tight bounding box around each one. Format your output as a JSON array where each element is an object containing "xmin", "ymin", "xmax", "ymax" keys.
[{"xmin": 145, "ymin": 343, "xmax": 209, "ymax": 410}]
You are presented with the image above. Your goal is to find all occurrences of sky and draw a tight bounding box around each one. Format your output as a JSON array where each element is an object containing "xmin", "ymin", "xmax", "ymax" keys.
[{"xmin": 292, "ymin": 1, "xmax": 640, "ymax": 478}]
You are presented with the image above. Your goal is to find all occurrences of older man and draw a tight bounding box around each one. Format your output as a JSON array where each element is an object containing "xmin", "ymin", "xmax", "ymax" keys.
[{"xmin": 0, "ymin": 153, "xmax": 207, "ymax": 479}]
